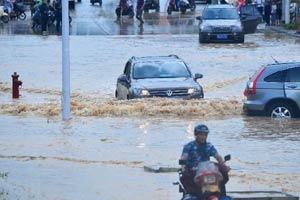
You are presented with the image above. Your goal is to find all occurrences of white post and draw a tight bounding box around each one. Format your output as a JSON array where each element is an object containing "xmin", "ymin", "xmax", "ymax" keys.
[
  {"xmin": 62, "ymin": 0, "xmax": 71, "ymax": 120},
  {"xmin": 284, "ymin": 0, "xmax": 290, "ymax": 24}
]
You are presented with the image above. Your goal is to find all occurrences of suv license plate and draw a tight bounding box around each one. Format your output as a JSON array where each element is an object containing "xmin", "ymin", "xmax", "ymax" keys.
[{"xmin": 217, "ymin": 34, "xmax": 228, "ymax": 39}]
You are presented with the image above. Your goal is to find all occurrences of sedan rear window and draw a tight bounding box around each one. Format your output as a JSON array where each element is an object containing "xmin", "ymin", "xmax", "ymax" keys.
[
  {"xmin": 203, "ymin": 8, "xmax": 240, "ymax": 20},
  {"xmin": 133, "ymin": 61, "xmax": 191, "ymax": 79}
]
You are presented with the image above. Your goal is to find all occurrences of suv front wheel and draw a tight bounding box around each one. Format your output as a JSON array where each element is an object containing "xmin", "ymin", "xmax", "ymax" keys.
[{"xmin": 268, "ymin": 102, "xmax": 294, "ymax": 119}]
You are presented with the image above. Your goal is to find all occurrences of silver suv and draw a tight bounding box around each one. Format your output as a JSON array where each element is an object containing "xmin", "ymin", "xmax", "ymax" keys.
[{"xmin": 243, "ymin": 62, "xmax": 300, "ymax": 119}]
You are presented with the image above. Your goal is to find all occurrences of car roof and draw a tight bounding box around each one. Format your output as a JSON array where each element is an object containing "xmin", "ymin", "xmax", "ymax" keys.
[
  {"xmin": 131, "ymin": 55, "xmax": 183, "ymax": 63},
  {"xmin": 205, "ymin": 4, "xmax": 235, "ymax": 9},
  {"xmin": 266, "ymin": 62, "xmax": 300, "ymax": 68}
]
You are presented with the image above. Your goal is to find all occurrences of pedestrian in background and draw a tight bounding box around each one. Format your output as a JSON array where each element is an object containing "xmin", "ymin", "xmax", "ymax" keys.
[
  {"xmin": 55, "ymin": 0, "xmax": 62, "ymax": 33},
  {"xmin": 264, "ymin": 0, "xmax": 271, "ymax": 25},
  {"xmin": 39, "ymin": 0, "xmax": 49, "ymax": 35},
  {"xmin": 255, "ymin": 0, "xmax": 264, "ymax": 16},
  {"xmin": 136, "ymin": 0, "xmax": 144, "ymax": 26},
  {"xmin": 275, "ymin": 0, "xmax": 281, "ymax": 25},
  {"xmin": 296, "ymin": 0, "xmax": 300, "ymax": 34},
  {"xmin": 271, "ymin": 0, "xmax": 277, "ymax": 25}
]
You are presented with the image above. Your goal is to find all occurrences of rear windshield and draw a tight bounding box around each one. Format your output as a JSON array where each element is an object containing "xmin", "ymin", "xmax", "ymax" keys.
[
  {"xmin": 203, "ymin": 8, "xmax": 240, "ymax": 20},
  {"xmin": 133, "ymin": 61, "xmax": 191, "ymax": 79}
]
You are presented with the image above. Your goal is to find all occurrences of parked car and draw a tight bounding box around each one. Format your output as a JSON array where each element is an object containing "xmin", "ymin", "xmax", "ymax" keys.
[
  {"xmin": 239, "ymin": 4, "xmax": 263, "ymax": 33},
  {"xmin": 115, "ymin": 55, "xmax": 204, "ymax": 100},
  {"xmin": 196, "ymin": 4, "xmax": 262, "ymax": 43},
  {"xmin": 243, "ymin": 62, "xmax": 300, "ymax": 119}
]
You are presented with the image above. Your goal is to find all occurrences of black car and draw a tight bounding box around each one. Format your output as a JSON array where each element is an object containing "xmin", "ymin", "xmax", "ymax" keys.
[
  {"xmin": 239, "ymin": 4, "xmax": 263, "ymax": 33},
  {"xmin": 115, "ymin": 55, "xmax": 204, "ymax": 100},
  {"xmin": 196, "ymin": 4, "xmax": 262, "ymax": 43}
]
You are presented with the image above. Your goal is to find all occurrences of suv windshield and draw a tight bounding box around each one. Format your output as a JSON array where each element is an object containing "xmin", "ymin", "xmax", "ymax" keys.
[
  {"xmin": 203, "ymin": 8, "xmax": 240, "ymax": 20},
  {"xmin": 133, "ymin": 61, "xmax": 191, "ymax": 79}
]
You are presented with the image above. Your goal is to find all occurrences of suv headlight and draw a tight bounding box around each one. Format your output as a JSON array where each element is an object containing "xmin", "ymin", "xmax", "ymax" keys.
[
  {"xmin": 141, "ymin": 89, "xmax": 150, "ymax": 96},
  {"xmin": 187, "ymin": 88, "xmax": 195, "ymax": 94},
  {"xmin": 133, "ymin": 88, "xmax": 150, "ymax": 96}
]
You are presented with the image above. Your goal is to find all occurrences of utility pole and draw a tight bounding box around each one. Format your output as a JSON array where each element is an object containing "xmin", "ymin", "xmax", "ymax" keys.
[
  {"xmin": 62, "ymin": 0, "xmax": 71, "ymax": 120},
  {"xmin": 284, "ymin": 0, "xmax": 290, "ymax": 24}
]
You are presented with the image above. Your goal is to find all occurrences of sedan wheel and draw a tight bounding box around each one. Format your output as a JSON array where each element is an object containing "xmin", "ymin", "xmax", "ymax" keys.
[{"xmin": 268, "ymin": 103, "xmax": 293, "ymax": 119}]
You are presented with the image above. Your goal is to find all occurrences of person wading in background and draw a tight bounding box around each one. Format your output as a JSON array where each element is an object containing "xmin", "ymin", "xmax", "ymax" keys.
[
  {"xmin": 296, "ymin": 0, "xmax": 300, "ymax": 34},
  {"xmin": 136, "ymin": 0, "xmax": 144, "ymax": 26}
]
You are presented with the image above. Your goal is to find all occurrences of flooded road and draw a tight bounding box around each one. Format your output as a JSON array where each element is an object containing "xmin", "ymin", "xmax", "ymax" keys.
[
  {"xmin": 0, "ymin": 33, "xmax": 300, "ymax": 199},
  {"xmin": 1, "ymin": 2, "xmax": 300, "ymax": 198},
  {"xmin": 0, "ymin": 115, "xmax": 300, "ymax": 200}
]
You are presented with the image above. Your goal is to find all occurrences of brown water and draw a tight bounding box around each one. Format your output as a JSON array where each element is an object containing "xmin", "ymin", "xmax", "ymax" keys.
[
  {"xmin": 0, "ymin": 116, "xmax": 299, "ymax": 200},
  {"xmin": 0, "ymin": 34, "xmax": 300, "ymax": 199}
]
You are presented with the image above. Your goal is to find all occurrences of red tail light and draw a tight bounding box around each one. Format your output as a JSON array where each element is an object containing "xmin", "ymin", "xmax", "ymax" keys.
[{"xmin": 244, "ymin": 67, "xmax": 266, "ymax": 96}]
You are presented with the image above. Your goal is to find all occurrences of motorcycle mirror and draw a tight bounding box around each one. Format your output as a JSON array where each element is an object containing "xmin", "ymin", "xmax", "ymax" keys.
[{"xmin": 224, "ymin": 154, "xmax": 231, "ymax": 161}]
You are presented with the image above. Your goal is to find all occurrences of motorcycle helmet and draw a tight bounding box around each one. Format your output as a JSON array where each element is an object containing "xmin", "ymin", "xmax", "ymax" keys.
[{"xmin": 194, "ymin": 124, "xmax": 209, "ymax": 136}]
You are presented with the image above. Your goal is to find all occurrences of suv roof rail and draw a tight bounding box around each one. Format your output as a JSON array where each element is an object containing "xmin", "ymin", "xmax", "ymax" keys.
[{"xmin": 168, "ymin": 54, "xmax": 179, "ymax": 58}]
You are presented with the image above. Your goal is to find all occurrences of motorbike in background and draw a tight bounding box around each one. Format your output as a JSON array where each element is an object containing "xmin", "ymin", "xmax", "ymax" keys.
[
  {"xmin": 167, "ymin": 0, "xmax": 195, "ymax": 15},
  {"xmin": 289, "ymin": 3, "xmax": 296, "ymax": 22},
  {"xmin": 176, "ymin": 155, "xmax": 231, "ymax": 200},
  {"xmin": 90, "ymin": 0, "xmax": 102, "ymax": 6},
  {"xmin": 8, "ymin": 1, "xmax": 27, "ymax": 20},
  {"xmin": 179, "ymin": 0, "xmax": 195, "ymax": 14},
  {"xmin": 0, "ymin": 6, "xmax": 9, "ymax": 23},
  {"xmin": 32, "ymin": 7, "xmax": 72, "ymax": 32},
  {"xmin": 143, "ymin": 0, "xmax": 160, "ymax": 13},
  {"xmin": 115, "ymin": 0, "xmax": 134, "ymax": 19}
]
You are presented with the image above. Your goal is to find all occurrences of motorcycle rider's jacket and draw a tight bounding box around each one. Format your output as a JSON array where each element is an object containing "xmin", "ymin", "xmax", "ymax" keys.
[{"xmin": 181, "ymin": 141, "xmax": 218, "ymax": 169}]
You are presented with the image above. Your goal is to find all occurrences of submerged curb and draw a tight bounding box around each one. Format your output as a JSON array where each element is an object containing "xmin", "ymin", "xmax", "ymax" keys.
[{"xmin": 265, "ymin": 25, "xmax": 300, "ymax": 38}]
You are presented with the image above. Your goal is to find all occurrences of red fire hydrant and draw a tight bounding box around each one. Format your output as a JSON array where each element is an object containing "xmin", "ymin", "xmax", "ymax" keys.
[{"xmin": 12, "ymin": 72, "xmax": 22, "ymax": 98}]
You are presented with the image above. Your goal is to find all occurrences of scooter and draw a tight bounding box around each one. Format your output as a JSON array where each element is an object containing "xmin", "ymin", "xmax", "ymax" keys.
[
  {"xmin": 32, "ymin": 7, "xmax": 72, "ymax": 32},
  {"xmin": 177, "ymin": 155, "xmax": 231, "ymax": 200},
  {"xmin": 90, "ymin": 0, "xmax": 102, "ymax": 6},
  {"xmin": 179, "ymin": 0, "xmax": 195, "ymax": 14},
  {"xmin": 6, "ymin": 1, "xmax": 27, "ymax": 20},
  {"xmin": 143, "ymin": 0, "xmax": 160, "ymax": 13},
  {"xmin": 115, "ymin": 0, "xmax": 134, "ymax": 19},
  {"xmin": 0, "ymin": 6, "xmax": 9, "ymax": 23},
  {"xmin": 167, "ymin": 0, "xmax": 195, "ymax": 15}
]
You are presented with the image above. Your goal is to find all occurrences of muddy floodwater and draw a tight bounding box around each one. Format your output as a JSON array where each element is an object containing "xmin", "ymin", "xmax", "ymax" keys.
[{"xmin": 0, "ymin": 33, "xmax": 300, "ymax": 200}]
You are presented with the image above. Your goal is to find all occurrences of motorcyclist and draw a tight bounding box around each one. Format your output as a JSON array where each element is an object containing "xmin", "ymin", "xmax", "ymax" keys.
[{"xmin": 180, "ymin": 124, "xmax": 230, "ymax": 198}]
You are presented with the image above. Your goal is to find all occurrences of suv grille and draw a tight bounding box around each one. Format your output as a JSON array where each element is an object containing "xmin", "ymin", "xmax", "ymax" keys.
[
  {"xmin": 212, "ymin": 26, "xmax": 232, "ymax": 33},
  {"xmin": 149, "ymin": 88, "xmax": 189, "ymax": 97}
]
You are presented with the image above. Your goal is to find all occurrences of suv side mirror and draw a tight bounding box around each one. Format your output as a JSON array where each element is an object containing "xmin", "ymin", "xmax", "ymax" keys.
[
  {"xmin": 224, "ymin": 154, "xmax": 231, "ymax": 162},
  {"xmin": 118, "ymin": 74, "xmax": 129, "ymax": 83},
  {"xmin": 194, "ymin": 73, "xmax": 203, "ymax": 81},
  {"xmin": 196, "ymin": 16, "xmax": 202, "ymax": 21}
]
